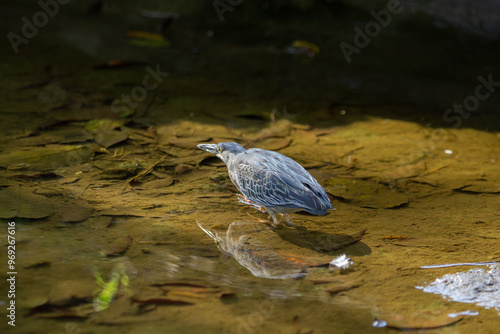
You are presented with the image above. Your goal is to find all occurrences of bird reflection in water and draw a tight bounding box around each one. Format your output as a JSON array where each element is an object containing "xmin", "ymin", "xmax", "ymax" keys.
[{"xmin": 197, "ymin": 221, "xmax": 351, "ymax": 280}]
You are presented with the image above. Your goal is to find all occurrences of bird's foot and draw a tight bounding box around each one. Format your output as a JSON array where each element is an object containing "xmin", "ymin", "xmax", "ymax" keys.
[
  {"xmin": 246, "ymin": 212, "xmax": 272, "ymax": 224},
  {"xmin": 268, "ymin": 213, "xmax": 296, "ymax": 229},
  {"xmin": 281, "ymin": 213, "xmax": 296, "ymax": 228},
  {"xmin": 236, "ymin": 195, "xmax": 296, "ymax": 228}
]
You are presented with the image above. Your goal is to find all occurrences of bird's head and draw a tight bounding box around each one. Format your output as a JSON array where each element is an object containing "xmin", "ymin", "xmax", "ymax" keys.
[
  {"xmin": 197, "ymin": 142, "xmax": 246, "ymax": 164},
  {"xmin": 196, "ymin": 221, "xmax": 230, "ymax": 255}
]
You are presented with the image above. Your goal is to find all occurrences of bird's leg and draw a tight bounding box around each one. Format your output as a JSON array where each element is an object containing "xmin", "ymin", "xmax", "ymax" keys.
[
  {"xmin": 245, "ymin": 212, "xmax": 270, "ymax": 224},
  {"xmin": 269, "ymin": 211, "xmax": 280, "ymax": 226},
  {"xmin": 281, "ymin": 213, "xmax": 296, "ymax": 228},
  {"xmin": 237, "ymin": 195, "xmax": 279, "ymax": 225},
  {"xmin": 237, "ymin": 194, "xmax": 267, "ymax": 213},
  {"xmin": 236, "ymin": 195, "xmax": 294, "ymax": 227},
  {"xmin": 269, "ymin": 213, "xmax": 295, "ymax": 228}
]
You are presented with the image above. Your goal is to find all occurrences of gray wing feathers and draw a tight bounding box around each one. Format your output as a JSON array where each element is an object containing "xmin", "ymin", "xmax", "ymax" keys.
[{"xmin": 233, "ymin": 149, "xmax": 331, "ymax": 214}]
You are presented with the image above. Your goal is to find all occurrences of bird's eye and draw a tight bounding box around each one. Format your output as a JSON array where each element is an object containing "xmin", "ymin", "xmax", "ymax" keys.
[{"xmin": 217, "ymin": 147, "xmax": 222, "ymax": 153}]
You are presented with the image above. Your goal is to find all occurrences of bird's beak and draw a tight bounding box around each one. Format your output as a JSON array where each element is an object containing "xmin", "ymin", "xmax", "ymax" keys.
[{"xmin": 197, "ymin": 144, "xmax": 219, "ymax": 155}]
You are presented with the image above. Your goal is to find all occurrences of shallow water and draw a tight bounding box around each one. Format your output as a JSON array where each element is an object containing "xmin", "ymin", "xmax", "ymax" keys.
[{"xmin": 1, "ymin": 1, "xmax": 499, "ymax": 333}]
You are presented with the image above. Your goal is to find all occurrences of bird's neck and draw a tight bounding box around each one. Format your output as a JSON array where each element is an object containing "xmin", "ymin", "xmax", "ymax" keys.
[{"xmin": 223, "ymin": 153, "xmax": 238, "ymax": 170}]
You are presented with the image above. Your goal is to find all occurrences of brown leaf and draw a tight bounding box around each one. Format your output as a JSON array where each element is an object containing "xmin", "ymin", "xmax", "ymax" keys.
[
  {"xmin": 166, "ymin": 290, "xmax": 208, "ymax": 300},
  {"xmin": 126, "ymin": 156, "xmax": 166, "ymax": 183},
  {"xmin": 0, "ymin": 185, "xmax": 54, "ymax": 219},
  {"xmin": 87, "ymin": 215, "xmax": 113, "ymax": 229},
  {"xmin": 60, "ymin": 199, "xmax": 95, "ymax": 222},
  {"xmin": 218, "ymin": 292, "xmax": 238, "ymax": 303},
  {"xmin": 174, "ymin": 164, "xmax": 192, "ymax": 174},
  {"xmin": 326, "ymin": 283, "xmax": 360, "ymax": 295},
  {"xmin": 258, "ymin": 138, "xmax": 291, "ymax": 151},
  {"xmin": 132, "ymin": 286, "xmax": 193, "ymax": 305},
  {"xmin": 47, "ymin": 280, "xmax": 97, "ymax": 307},
  {"xmin": 0, "ymin": 145, "xmax": 94, "ymax": 170},
  {"xmin": 150, "ymin": 281, "xmax": 213, "ymax": 288},
  {"xmin": 141, "ymin": 177, "xmax": 175, "ymax": 189},
  {"xmin": 24, "ymin": 295, "xmax": 50, "ymax": 309},
  {"xmin": 165, "ymin": 136, "xmax": 212, "ymax": 149},
  {"xmin": 160, "ymin": 154, "xmax": 208, "ymax": 167},
  {"xmin": 33, "ymin": 304, "xmax": 95, "ymax": 318},
  {"xmin": 134, "ymin": 297, "xmax": 193, "ymax": 305},
  {"xmin": 94, "ymin": 130, "xmax": 128, "ymax": 148},
  {"xmin": 150, "ymin": 170, "xmax": 170, "ymax": 179},
  {"xmin": 85, "ymin": 119, "xmax": 125, "ymax": 133},
  {"xmin": 456, "ymin": 182, "xmax": 500, "ymax": 194},
  {"xmin": 14, "ymin": 134, "xmax": 63, "ymax": 146},
  {"xmin": 102, "ymin": 235, "xmax": 133, "ymax": 257},
  {"xmin": 6, "ymin": 171, "xmax": 62, "ymax": 180}
]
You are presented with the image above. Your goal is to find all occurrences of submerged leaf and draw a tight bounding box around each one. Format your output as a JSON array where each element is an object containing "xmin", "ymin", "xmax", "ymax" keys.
[
  {"xmin": 0, "ymin": 185, "xmax": 54, "ymax": 219},
  {"xmin": 455, "ymin": 182, "xmax": 500, "ymax": 194},
  {"xmin": 174, "ymin": 164, "xmax": 192, "ymax": 174},
  {"xmin": 165, "ymin": 136, "xmax": 212, "ymax": 149},
  {"xmin": 258, "ymin": 138, "xmax": 291, "ymax": 151},
  {"xmin": 95, "ymin": 160, "xmax": 143, "ymax": 180},
  {"xmin": 84, "ymin": 119, "xmax": 128, "ymax": 148},
  {"xmin": 95, "ymin": 130, "xmax": 128, "ymax": 148},
  {"xmin": 0, "ymin": 145, "xmax": 94, "ymax": 170},
  {"xmin": 60, "ymin": 199, "xmax": 95, "ymax": 222},
  {"xmin": 32, "ymin": 304, "xmax": 95, "ymax": 319},
  {"xmin": 102, "ymin": 235, "xmax": 133, "ymax": 257},
  {"xmin": 48, "ymin": 279, "xmax": 97, "ymax": 307},
  {"xmin": 326, "ymin": 283, "xmax": 360, "ymax": 295},
  {"xmin": 85, "ymin": 119, "xmax": 125, "ymax": 133},
  {"xmin": 140, "ymin": 177, "xmax": 174, "ymax": 189}
]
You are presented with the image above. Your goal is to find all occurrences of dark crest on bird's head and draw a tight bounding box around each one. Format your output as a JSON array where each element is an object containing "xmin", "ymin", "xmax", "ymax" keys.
[
  {"xmin": 217, "ymin": 142, "xmax": 246, "ymax": 154},
  {"xmin": 197, "ymin": 142, "xmax": 246, "ymax": 164}
]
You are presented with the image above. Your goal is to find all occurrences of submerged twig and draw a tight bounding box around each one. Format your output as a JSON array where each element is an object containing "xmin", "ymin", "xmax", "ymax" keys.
[
  {"xmin": 124, "ymin": 155, "xmax": 168, "ymax": 187},
  {"xmin": 421, "ymin": 260, "xmax": 500, "ymax": 269}
]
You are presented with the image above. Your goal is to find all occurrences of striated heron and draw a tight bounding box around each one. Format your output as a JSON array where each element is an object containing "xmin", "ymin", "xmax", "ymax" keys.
[{"xmin": 198, "ymin": 142, "xmax": 333, "ymax": 226}]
